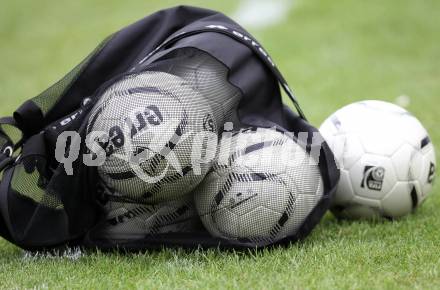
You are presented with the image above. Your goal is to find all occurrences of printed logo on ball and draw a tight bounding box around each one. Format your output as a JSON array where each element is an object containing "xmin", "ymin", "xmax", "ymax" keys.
[
  {"xmin": 361, "ymin": 166, "xmax": 385, "ymax": 191},
  {"xmin": 228, "ymin": 188, "xmax": 258, "ymax": 210},
  {"xmin": 203, "ymin": 113, "xmax": 216, "ymax": 132},
  {"xmin": 428, "ymin": 162, "xmax": 436, "ymax": 184}
]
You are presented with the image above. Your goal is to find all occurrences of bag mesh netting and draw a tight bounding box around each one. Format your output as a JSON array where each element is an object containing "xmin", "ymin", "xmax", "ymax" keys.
[{"xmin": 87, "ymin": 49, "xmax": 324, "ymax": 247}]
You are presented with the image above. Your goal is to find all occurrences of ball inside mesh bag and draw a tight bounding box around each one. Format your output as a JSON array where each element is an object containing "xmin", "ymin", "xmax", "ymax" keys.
[
  {"xmin": 91, "ymin": 185, "xmax": 201, "ymax": 241},
  {"xmin": 87, "ymin": 71, "xmax": 219, "ymax": 203},
  {"xmin": 150, "ymin": 48, "xmax": 243, "ymax": 127},
  {"xmin": 194, "ymin": 128, "xmax": 324, "ymax": 246}
]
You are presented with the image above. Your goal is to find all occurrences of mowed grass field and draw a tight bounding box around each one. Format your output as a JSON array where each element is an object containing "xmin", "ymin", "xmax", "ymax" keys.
[{"xmin": 0, "ymin": 0, "xmax": 439, "ymax": 289}]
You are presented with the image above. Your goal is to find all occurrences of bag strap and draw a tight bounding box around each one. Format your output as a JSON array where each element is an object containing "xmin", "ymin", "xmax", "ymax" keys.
[
  {"xmin": 0, "ymin": 116, "xmax": 17, "ymax": 127},
  {"xmin": 137, "ymin": 26, "xmax": 308, "ymax": 121}
]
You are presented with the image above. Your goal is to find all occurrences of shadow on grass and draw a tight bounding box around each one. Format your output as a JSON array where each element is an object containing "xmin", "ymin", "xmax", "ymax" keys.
[{"xmin": 0, "ymin": 205, "xmax": 434, "ymax": 265}]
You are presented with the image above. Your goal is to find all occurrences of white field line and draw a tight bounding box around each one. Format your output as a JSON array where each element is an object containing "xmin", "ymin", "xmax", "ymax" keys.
[
  {"xmin": 232, "ymin": 0, "xmax": 295, "ymax": 29},
  {"xmin": 395, "ymin": 95, "xmax": 411, "ymax": 108}
]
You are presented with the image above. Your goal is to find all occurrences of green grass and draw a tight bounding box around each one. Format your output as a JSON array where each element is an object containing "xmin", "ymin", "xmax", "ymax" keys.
[{"xmin": 0, "ymin": 0, "xmax": 439, "ymax": 289}]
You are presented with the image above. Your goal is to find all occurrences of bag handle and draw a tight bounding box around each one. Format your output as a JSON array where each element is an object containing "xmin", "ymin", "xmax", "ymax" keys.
[{"xmin": 137, "ymin": 25, "xmax": 308, "ymax": 121}]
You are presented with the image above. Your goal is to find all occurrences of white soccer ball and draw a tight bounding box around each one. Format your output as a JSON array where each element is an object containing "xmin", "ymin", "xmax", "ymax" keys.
[
  {"xmin": 87, "ymin": 71, "xmax": 219, "ymax": 203},
  {"xmin": 193, "ymin": 128, "xmax": 324, "ymax": 246},
  {"xmin": 319, "ymin": 100, "xmax": 436, "ymax": 219}
]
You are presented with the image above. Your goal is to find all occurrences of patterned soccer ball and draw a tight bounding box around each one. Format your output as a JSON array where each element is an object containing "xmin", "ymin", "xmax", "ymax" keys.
[
  {"xmin": 87, "ymin": 71, "xmax": 219, "ymax": 203},
  {"xmin": 320, "ymin": 100, "xmax": 436, "ymax": 219},
  {"xmin": 193, "ymin": 128, "xmax": 324, "ymax": 246},
  {"xmin": 89, "ymin": 183, "xmax": 201, "ymax": 241}
]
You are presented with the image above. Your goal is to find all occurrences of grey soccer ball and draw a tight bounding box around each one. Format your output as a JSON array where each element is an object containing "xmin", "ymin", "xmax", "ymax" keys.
[
  {"xmin": 87, "ymin": 71, "xmax": 219, "ymax": 203},
  {"xmin": 154, "ymin": 48, "xmax": 242, "ymax": 127},
  {"xmin": 91, "ymin": 194, "xmax": 200, "ymax": 241}
]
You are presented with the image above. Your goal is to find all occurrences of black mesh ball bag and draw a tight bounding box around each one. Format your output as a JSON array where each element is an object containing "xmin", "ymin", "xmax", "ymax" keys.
[{"xmin": 0, "ymin": 6, "xmax": 339, "ymax": 250}]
